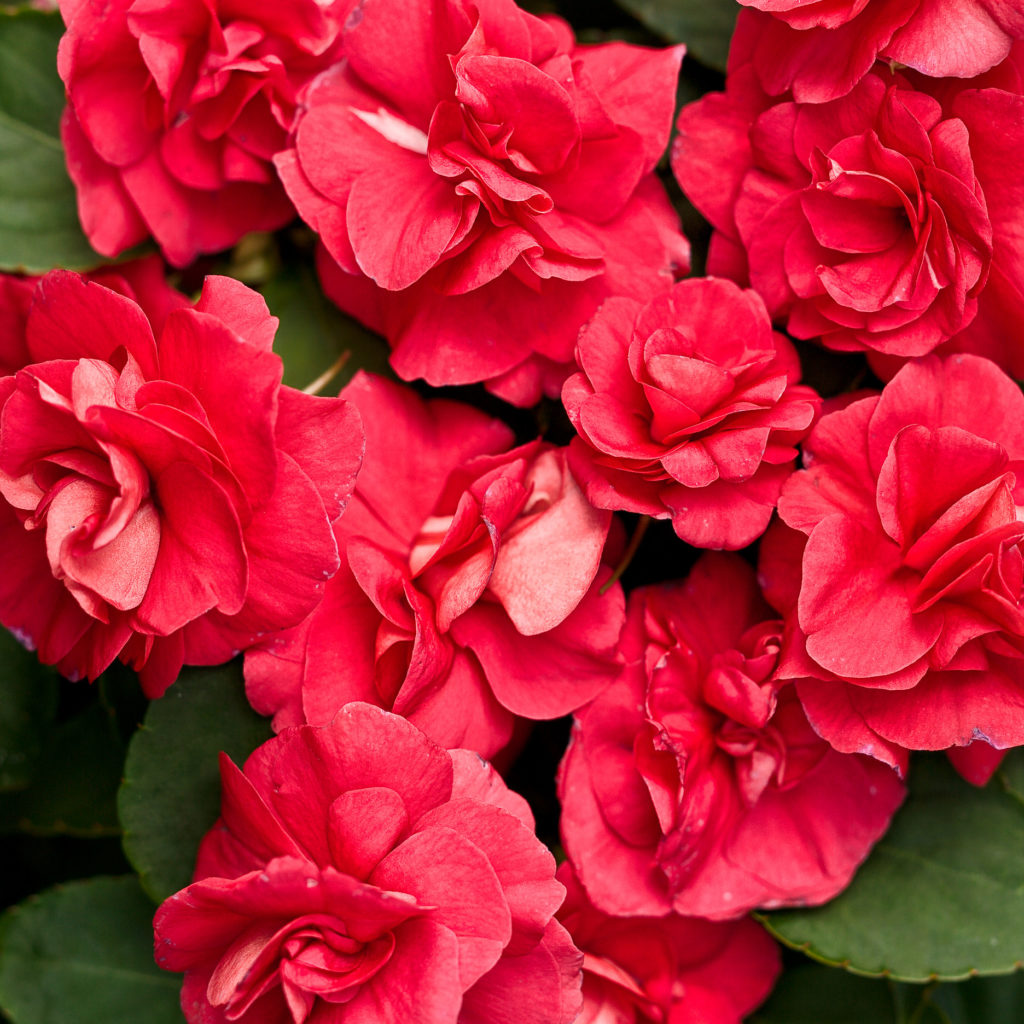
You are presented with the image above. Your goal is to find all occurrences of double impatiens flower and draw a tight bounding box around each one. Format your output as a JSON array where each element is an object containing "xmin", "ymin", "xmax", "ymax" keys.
[
  {"xmin": 155, "ymin": 704, "xmax": 583, "ymax": 1024},
  {"xmin": 246, "ymin": 373, "xmax": 625, "ymax": 760},
  {"xmin": 0, "ymin": 268, "xmax": 363, "ymax": 696}
]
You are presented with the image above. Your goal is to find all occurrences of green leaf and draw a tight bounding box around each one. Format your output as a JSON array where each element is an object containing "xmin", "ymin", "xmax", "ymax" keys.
[
  {"xmin": 612, "ymin": 0, "xmax": 736, "ymax": 71},
  {"xmin": 0, "ymin": 876, "xmax": 182, "ymax": 1024},
  {"xmin": 0, "ymin": 9, "xmax": 104, "ymax": 272},
  {"xmin": 750, "ymin": 964, "xmax": 899, "ymax": 1023},
  {"xmin": 0, "ymin": 628, "xmax": 59, "ymax": 792},
  {"xmin": 119, "ymin": 661, "xmax": 272, "ymax": 904},
  {"xmin": 998, "ymin": 747, "xmax": 1024, "ymax": 810},
  {"xmin": 262, "ymin": 262, "xmax": 392, "ymax": 395},
  {"xmin": 0, "ymin": 699, "xmax": 124, "ymax": 836},
  {"xmin": 761, "ymin": 756, "xmax": 1024, "ymax": 981},
  {"xmin": 929, "ymin": 972, "xmax": 1024, "ymax": 1024}
]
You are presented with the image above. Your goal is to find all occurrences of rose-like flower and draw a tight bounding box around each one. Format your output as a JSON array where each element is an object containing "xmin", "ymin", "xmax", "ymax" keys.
[
  {"xmin": 0, "ymin": 270, "xmax": 363, "ymax": 696},
  {"xmin": 154, "ymin": 702, "xmax": 582, "ymax": 1024},
  {"xmin": 558, "ymin": 554, "xmax": 905, "ymax": 920},
  {"xmin": 733, "ymin": 2, "xmax": 1024, "ymax": 103},
  {"xmin": 763, "ymin": 353, "xmax": 1024, "ymax": 769},
  {"xmin": 57, "ymin": 0, "xmax": 347, "ymax": 266},
  {"xmin": 672, "ymin": 61, "xmax": 1024, "ymax": 370},
  {"xmin": 276, "ymin": 0, "xmax": 689, "ymax": 406},
  {"xmin": 556, "ymin": 862, "xmax": 780, "ymax": 1024},
  {"xmin": 246, "ymin": 373, "xmax": 624, "ymax": 759},
  {"xmin": 562, "ymin": 278, "xmax": 818, "ymax": 550}
]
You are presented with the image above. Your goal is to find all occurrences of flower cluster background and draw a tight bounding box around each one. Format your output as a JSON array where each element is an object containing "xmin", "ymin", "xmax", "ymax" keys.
[{"xmin": 1, "ymin": 0, "xmax": 1024, "ymax": 1022}]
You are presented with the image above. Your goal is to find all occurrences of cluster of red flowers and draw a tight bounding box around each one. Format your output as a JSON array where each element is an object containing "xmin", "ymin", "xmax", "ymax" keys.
[{"xmin": 3, "ymin": 0, "xmax": 1024, "ymax": 1021}]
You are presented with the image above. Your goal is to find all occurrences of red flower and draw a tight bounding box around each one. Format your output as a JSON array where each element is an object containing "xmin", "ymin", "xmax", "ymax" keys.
[
  {"xmin": 0, "ymin": 270, "xmax": 363, "ymax": 696},
  {"xmin": 766, "ymin": 354, "xmax": 1024, "ymax": 768},
  {"xmin": 277, "ymin": 0, "xmax": 689, "ymax": 406},
  {"xmin": 556, "ymin": 862, "xmax": 780, "ymax": 1024},
  {"xmin": 672, "ymin": 61, "xmax": 1024, "ymax": 369},
  {"xmin": 562, "ymin": 278, "xmax": 818, "ymax": 550},
  {"xmin": 558, "ymin": 554, "xmax": 904, "ymax": 919},
  {"xmin": 57, "ymin": 0, "xmax": 347, "ymax": 266},
  {"xmin": 246, "ymin": 373, "xmax": 623, "ymax": 759},
  {"xmin": 734, "ymin": 2, "xmax": 1024, "ymax": 102},
  {"xmin": 154, "ymin": 703, "xmax": 582, "ymax": 1024},
  {"xmin": 0, "ymin": 256, "xmax": 186, "ymax": 376}
]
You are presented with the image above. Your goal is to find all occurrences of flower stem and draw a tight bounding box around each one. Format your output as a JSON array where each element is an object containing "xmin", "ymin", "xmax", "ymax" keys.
[
  {"xmin": 600, "ymin": 515, "xmax": 651, "ymax": 594},
  {"xmin": 302, "ymin": 350, "xmax": 351, "ymax": 396}
]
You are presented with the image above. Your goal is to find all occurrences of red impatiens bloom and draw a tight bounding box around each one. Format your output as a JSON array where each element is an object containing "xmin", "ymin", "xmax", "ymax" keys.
[
  {"xmin": 57, "ymin": 0, "xmax": 348, "ymax": 266},
  {"xmin": 562, "ymin": 277, "xmax": 818, "ymax": 550},
  {"xmin": 733, "ymin": 1, "xmax": 1024, "ymax": 102},
  {"xmin": 277, "ymin": 0, "xmax": 690, "ymax": 406},
  {"xmin": 559, "ymin": 554, "xmax": 904, "ymax": 920},
  {"xmin": 764, "ymin": 353, "xmax": 1024, "ymax": 770},
  {"xmin": 246, "ymin": 373, "xmax": 624, "ymax": 760},
  {"xmin": 0, "ymin": 270, "xmax": 363, "ymax": 696},
  {"xmin": 155, "ymin": 703, "xmax": 582, "ymax": 1024},
  {"xmin": 556, "ymin": 862, "xmax": 780, "ymax": 1024},
  {"xmin": 672, "ymin": 57, "xmax": 1024, "ymax": 372}
]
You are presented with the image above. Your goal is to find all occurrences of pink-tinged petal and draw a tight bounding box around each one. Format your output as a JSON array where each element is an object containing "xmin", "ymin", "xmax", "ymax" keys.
[
  {"xmin": 275, "ymin": 147, "xmax": 361, "ymax": 274},
  {"xmin": 118, "ymin": 150, "xmax": 293, "ymax": 268},
  {"xmin": 455, "ymin": 54, "xmax": 580, "ymax": 174},
  {"xmin": 673, "ymin": 737, "xmax": 905, "ymax": 919},
  {"xmin": 202, "ymin": 754, "xmax": 310, "ymax": 880},
  {"xmin": 341, "ymin": 0, "xmax": 466, "ymax": 126},
  {"xmin": 664, "ymin": 463, "xmax": 788, "ymax": 550},
  {"xmin": 459, "ymin": 918, "xmax": 583, "ymax": 1024},
  {"xmin": 742, "ymin": 6, "xmax": 914, "ymax": 103},
  {"xmin": 954, "ymin": 87, "xmax": 1024, "ymax": 290},
  {"xmin": 558, "ymin": 734, "xmax": 670, "ymax": 917},
  {"xmin": 218, "ymin": 452, "xmax": 339, "ymax": 644},
  {"xmin": 947, "ymin": 739, "xmax": 1006, "ymax": 786},
  {"xmin": 134, "ymin": 461, "xmax": 247, "ymax": 634},
  {"xmin": 0, "ymin": 503, "xmax": 96, "ymax": 669},
  {"xmin": 157, "ymin": 307, "xmax": 281, "ymax": 507},
  {"xmin": 673, "ymin": 82, "xmax": 761, "ymax": 240},
  {"xmin": 800, "ymin": 513, "xmax": 942, "ymax": 678},
  {"xmin": 60, "ymin": 107, "xmax": 149, "ymax": 260},
  {"xmin": 883, "ymin": 0, "xmax": 1013, "ymax": 77},
  {"xmin": 347, "ymin": 150, "xmax": 466, "ymax": 290},
  {"xmin": 343, "ymin": 917, "xmax": 463, "ymax": 1024},
  {"xmin": 541, "ymin": 129, "xmax": 646, "ymax": 224},
  {"xmin": 27, "ymin": 270, "xmax": 159, "ymax": 376},
  {"xmin": 448, "ymin": 748, "xmax": 535, "ymax": 828},
  {"xmin": 274, "ymin": 389, "xmax": 364, "ymax": 524},
  {"xmin": 155, "ymin": 857, "xmax": 423, "ymax": 968},
  {"xmin": 130, "ymin": 630, "xmax": 184, "ymax": 699},
  {"xmin": 795, "ymin": 677, "xmax": 909, "ymax": 771},
  {"xmin": 779, "ymin": 394, "xmax": 879, "ymax": 533},
  {"xmin": 488, "ymin": 449, "xmax": 610, "ymax": 635},
  {"xmin": 371, "ymin": 826, "xmax": 511, "ymax": 988},
  {"xmin": 244, "ymin": 567, "xmax": 379, "ymax": 731},
  {"xmin": 417, "ymin": 799, "xmax": 562, "ymax": 953},
  {"xmin": 868, "ymin": 355, "xmax": 1024, "ymax": 470},
  {"xmin": 46, "ymin": 482, "xmax": 160, "ymax": 612},
  {"xmin": 342, "ymin": 372, "xmax": 513, "ymax": 547},
  {"xmin": 195, "ymin": 277, "xmax": 279, "ymax": 354},
  {"xmin": 568, "ymin": 296, "xmax": 643, "ymax": 407},
  {"xmin": 849, "ymin": 661, "xmax": 1024, "ymax": 752},
  {"xmin": 757, "ymin": 519, "xmax": 806, "ymax": 615},
  {"xmin": 243, "ymin": 705, "xmax": 453, "ymax": 865},
  {"xmin": 327, "ymin": 786, "xmax": 410, "ymax": 880},
  {"xmin": 575, "ymin": 42, "xmax": 684, "ymax": 175},
  {"xmin": 402, "ymin": 647, "xmax": 516, "ymax": 760},
  {"xmin": 453, "ymin": 574, "xmax": 624, "ymax": 719}
]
